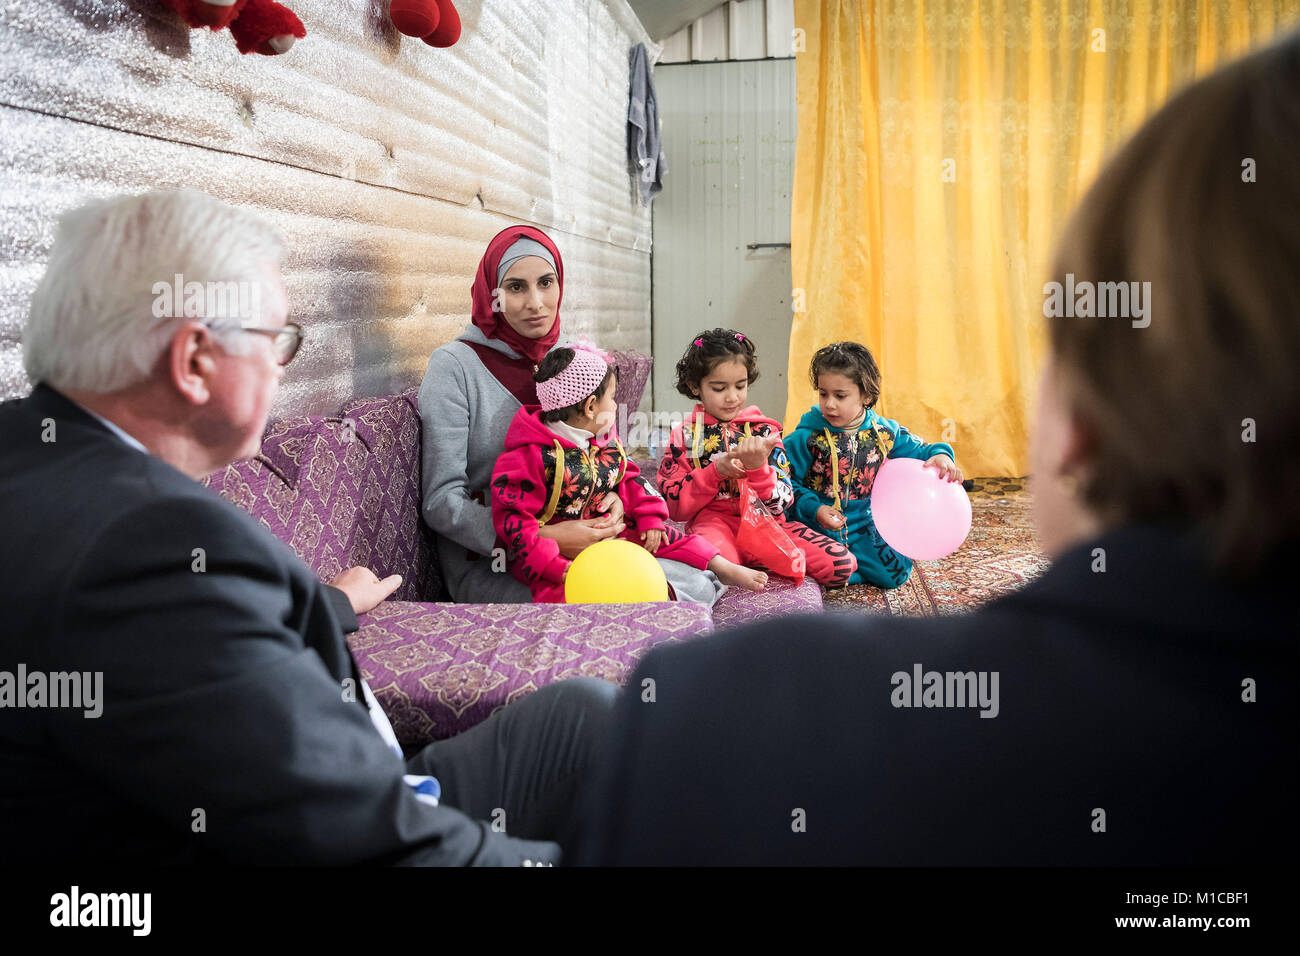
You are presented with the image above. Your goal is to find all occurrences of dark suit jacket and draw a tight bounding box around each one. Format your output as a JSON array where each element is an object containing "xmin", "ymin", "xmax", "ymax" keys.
[
  {"xmin": 575, "ymin": 522, "xmax": 1297, "ymax": 865},
  {"xmin": 0, "ymin": 384, "xmax": 548, "ymax": 865}
]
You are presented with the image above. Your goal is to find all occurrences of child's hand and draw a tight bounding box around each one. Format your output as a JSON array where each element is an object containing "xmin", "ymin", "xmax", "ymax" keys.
[
  {"xmin": 816, "ymin": 505, "xmax": 845, "ymax": 530},
  {"xmin": 736, "ymin": 434, "xmax": 780, "ymax": 471},
  {"xmin": 924, "ymin": 454, "xmax": 963, "ymax": 483},
  {"xmin": 641, "ymin": 529, "xmax": 664, "ymax": 553},
  {"xmin": 713, "ymin": 455, "xmax": 746, "ymax": 480}
]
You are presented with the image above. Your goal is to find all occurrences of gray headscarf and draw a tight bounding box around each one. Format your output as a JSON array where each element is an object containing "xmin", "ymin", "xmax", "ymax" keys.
[{"xmin": 496, "ymin": 238, "xmax": 557, "ymax": 287}]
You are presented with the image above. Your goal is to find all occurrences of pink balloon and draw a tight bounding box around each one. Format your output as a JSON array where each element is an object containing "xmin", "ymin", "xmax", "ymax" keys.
[{"xmin": 870, "ymin": 458, "xmax": 972, "ymax": 560}]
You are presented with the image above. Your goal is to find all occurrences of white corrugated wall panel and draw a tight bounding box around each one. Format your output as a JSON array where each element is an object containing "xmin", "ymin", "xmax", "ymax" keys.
[
  {"xmin": 728, "ymin": 0, "xmax": 768, "ymax": 59},
  {"xmin": 689, "ymin": 4, "xmax": 731, "ymax": 61},
  {"xmin": 766, "ymin": 0, "xmax": 797, "ymax": 57},
  {"xmin": 651, "ymin": 59, "xmax": 796, "ymax": 418},
  {"xmin": 660, "ymin": 29, "xmax": 692, "ymax": 62},
  {"xmin": 658, "ymin": 0, "xmax": 793, "ymax": 63},
  {"xmin": 0, "ymin": 0, "xmax": 658, "ymax": 415}
]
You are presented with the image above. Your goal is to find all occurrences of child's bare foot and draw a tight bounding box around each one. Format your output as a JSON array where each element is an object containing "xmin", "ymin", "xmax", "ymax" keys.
[{"xmin": 709, "ymin": 557, "xmax": 768, "ymax": 592}]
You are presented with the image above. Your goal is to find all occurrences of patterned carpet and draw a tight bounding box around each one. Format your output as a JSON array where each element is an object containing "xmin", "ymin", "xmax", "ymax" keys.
[{"xmin": 821, "ymin": 478, "xmax": 1049, "ymax": 616}]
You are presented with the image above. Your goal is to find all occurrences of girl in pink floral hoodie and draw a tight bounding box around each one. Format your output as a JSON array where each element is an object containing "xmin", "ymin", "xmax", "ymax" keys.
[{"xmin": 491, "ymin": 346, "xmax": 768, "ymax": 603}]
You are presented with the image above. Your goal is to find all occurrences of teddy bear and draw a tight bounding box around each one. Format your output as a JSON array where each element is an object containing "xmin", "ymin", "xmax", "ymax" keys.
[{"xmin": 158, "ymin": 0, "xmax": 306, "ymax": 55}]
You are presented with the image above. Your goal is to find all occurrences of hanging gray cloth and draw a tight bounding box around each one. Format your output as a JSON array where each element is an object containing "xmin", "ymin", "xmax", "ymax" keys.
[{"xmin": 628, "ymin": 43, "xmax": 665, "ymax": 205}]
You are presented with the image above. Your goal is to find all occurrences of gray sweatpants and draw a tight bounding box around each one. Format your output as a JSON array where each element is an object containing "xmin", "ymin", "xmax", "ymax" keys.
[{"xmin": 447, "ymin": 552, "xmax": 725, "ymax": 607}]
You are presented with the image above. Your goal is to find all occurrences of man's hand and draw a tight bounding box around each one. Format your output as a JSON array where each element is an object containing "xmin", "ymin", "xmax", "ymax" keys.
[
  {"xmin": 815, "ymin": 505, "xmax": 845, "ymax": 530},
  {"xmin": 641, "ymin": 528, "xmax": 665, "ymax": 554},
  {"xmin": 923, "ymin": 453, "xmax": 963, "ymax": 483},
  {"xmin": 539, "ymin": 517, "xmax": 625, "ymax": 558},
  {"xmin": 329, "ymin": 566, "xmax": 403, "ymax": 615},
  {"xmin": 736, "ymin": 434, "xmax": 780, "ymax": 471}
]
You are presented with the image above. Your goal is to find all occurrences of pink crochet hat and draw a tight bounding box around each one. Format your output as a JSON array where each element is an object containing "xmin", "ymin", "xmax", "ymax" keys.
[{"xmin": 537, "ymin": 346, "xmax": 611, "ymax": 412}]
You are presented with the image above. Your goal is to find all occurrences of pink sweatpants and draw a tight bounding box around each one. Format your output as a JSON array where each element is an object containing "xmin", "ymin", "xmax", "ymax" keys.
[
  {"xmin": 689, "ymin": 508, "xmax": 857, "ymax": 587},
  {"xmin": 641, "ymin": 523, "xmax": 720, "ymax": 570}
]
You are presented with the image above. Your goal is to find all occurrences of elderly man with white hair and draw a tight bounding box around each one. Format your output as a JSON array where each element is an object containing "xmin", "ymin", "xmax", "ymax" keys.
[{"xmin": 0, "ymin": 188, "xmax": 617, "ymax": 865}]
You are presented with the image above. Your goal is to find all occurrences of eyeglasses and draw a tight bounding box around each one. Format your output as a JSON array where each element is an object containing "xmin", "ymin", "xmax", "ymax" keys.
[
  {"xmin": 205, "ymin": 321, "xmax": 304, "ymax": 366},
  {"xmin": 242, "ymin": 322, "xmax": 303, "ymax": 366}
]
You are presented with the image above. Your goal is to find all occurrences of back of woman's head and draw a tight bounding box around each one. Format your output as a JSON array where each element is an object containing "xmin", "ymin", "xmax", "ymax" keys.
[{"xmin": 1048, "ymin": 30, "xmax": 1300, "ymax": 575}]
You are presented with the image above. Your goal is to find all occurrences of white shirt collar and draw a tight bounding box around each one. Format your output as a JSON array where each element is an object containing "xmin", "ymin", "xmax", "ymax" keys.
[
  {"xmin": 75, "ymin": 402, "xmax": 149, "ymax": 454},
  {"xmin": 546, "ymin": 418, "xmax": 595, "ymax": 449}
]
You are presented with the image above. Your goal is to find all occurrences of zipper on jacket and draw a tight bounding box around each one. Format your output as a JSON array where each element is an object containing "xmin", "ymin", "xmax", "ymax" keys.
[{"xmin": 579, "ymin": 446, "xmax": 597, "ymax": 517}]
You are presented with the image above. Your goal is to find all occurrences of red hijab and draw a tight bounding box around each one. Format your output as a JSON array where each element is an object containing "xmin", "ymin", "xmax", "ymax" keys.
[{"xmin": 470, "ymin": 225, "xmax": 564, "ymax": 365}]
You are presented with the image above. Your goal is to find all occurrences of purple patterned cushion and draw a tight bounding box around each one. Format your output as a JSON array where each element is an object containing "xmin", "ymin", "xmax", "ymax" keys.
[
  {"xmin": 348, "ymin": 600, "xmax": 714, "ymax": 744},
  {"xmin": 202, "ymin": 416, "xmax": 372, "ymax": 584},
  {"xmin": 711, "ymin": 575, "xmax": 825, "ymax": 631},
  {"xmin": 337, "ymin": 389, "xmax": 443, "ymax": 602}
]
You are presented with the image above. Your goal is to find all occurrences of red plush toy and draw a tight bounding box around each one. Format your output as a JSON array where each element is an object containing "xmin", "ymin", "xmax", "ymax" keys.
[
  {"xmin": 388, "ymin": 0, "xmax": 462, "ymax": 47},
  {"xmin": 159, "ymin": 0, "xmax": 306, "ymax": 55},
  {"xmin": 422, "ymin": 0, "xmax": 462, "ymax": 48},
  {"xmin": 389, "ymin": 0, "xmax": 439, "ymax": 37}
]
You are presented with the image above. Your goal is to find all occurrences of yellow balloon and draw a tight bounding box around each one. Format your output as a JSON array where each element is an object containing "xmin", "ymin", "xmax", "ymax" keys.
[{"xmin": 565, "ymin": 538, "xmax": 669, "ymax": 604}]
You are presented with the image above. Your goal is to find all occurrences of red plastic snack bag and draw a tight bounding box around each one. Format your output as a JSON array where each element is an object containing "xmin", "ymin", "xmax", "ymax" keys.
[{"xmin": 736, "ymin": 479, "xmax": 806, "ymax": 583}]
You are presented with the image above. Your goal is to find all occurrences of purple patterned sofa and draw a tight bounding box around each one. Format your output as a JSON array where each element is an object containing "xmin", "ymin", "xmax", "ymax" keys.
[{"xmin": 202, "ymin": 351, "xmax": 823, "ymax": 746}]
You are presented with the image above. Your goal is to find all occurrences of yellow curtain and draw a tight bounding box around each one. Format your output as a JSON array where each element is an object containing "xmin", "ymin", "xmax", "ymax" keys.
[{"xmin": 787, "ymin": 0, "xmax": 1300, "ymax": 476}]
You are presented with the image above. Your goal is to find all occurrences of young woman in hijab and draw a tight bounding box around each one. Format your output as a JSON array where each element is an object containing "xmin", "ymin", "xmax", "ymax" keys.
[{"xmin": 418, "ymin": 225, "xmax": 724, "ymax": 605}]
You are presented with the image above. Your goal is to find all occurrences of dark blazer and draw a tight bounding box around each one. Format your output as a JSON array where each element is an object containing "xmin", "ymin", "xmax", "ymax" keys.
[
  {"xmin": 575, "ymin": 522, "xmax": 1297, "ymax": 865},
  {"xmin": 0, "ymin": 384, "xmax": 550, "ymax": 865}
]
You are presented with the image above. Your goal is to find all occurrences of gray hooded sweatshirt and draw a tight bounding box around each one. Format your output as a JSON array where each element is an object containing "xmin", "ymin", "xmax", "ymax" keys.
[
  {"xmin": 418, "ymin": 325, "xmax": 722, "ymax": 605},
  {"xmin": 418, "ymin": 324, "xmax": 533, "ymax": 602}
]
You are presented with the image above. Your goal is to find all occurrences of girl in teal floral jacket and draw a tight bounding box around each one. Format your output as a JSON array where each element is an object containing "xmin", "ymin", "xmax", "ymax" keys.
[{"xmin": 785, "ymin": 342, "xmax": 963, "ymax": 588}]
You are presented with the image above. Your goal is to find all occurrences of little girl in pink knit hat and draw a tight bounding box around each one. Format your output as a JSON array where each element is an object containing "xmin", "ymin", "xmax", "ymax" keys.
[{"xmin": 490, "ymin": 345, "xmax": 768, "ymax": 603}]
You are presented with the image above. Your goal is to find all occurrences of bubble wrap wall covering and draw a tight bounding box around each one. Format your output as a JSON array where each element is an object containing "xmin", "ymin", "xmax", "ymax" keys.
[{"xmin": 0, "ymin": 0, "xmax": 658, "ymax": 413}]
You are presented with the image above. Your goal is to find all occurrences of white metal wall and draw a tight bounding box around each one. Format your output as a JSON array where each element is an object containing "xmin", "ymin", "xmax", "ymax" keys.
[
  {"xmin": 659, "ymin": 0, "xmax": 795, "ymax": 62},
  {"xmin": 0, "ymin": 0, "xmax": 658, "ymax": 415},
  {"xmin": 651, "ymin": 58, "xmax": 796, "ymax": 419}
]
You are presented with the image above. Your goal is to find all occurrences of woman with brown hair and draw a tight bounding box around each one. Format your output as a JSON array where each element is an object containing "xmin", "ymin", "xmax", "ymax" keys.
[{"xmin": 576, "ymin": 31, "xmax": 1300, "ymax": 865}]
